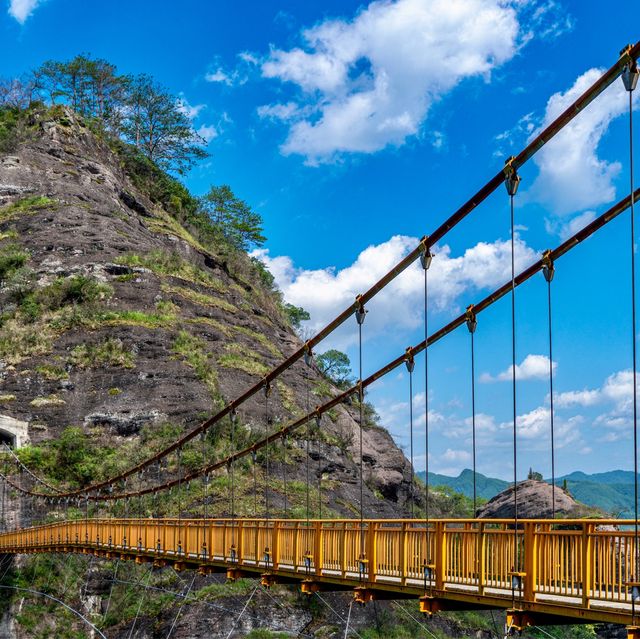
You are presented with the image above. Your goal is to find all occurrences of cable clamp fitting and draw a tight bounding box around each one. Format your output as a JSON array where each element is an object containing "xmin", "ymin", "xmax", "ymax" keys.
[
  {"xmin": 465, "ymin": 304, "xmax": 477, "ymax": 334},
  {"xmin": 503, "ymin": 156, "xmax": 521, "ymax": 196},
  {"xmin": 542, "ymin": 249, "xmax": 555, "ymax": 283},
  {"xmin": 355, "ymin": 294, "xmax": 367, "ymax": 325},
  {"xmin": 419, "ymin": 236, "xmax": 433, "ymax": 270},
  {"xmin": 303, "ymin": 342, "xmax": 313, "ymax": 367},
  {"xmin": 263, "ymin": 379, "xmax": 272, "ymax": 398},
  {"xmin": 621, "ymin": 48, "xmax": 639, "ymax": 92},
  {"xmin": 404, "ymin": 347, "xmax": 415, "ymax": 373}
]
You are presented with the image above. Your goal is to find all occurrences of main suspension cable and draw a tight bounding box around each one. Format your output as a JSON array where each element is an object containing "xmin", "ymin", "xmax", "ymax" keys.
[
  {"xmin": 5, "ymin": 190, "xmax": 640, "ymax": 504},
  {"xmin": 0, "ymin": 585, "xmax": 108, "ymax": 639}
]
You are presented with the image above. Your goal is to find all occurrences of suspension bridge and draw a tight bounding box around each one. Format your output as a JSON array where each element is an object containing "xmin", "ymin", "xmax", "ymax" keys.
[{"xmin": 0, "ymin": 43, "xmax": 639, "ymax": 637}]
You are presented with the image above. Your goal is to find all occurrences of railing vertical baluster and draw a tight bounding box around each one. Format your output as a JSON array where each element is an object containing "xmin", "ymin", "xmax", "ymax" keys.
[
  {"xmin": 436, "ymin": 521, "xmax": 445, "ymax": 592},
  {"xmin": 400, "ymin": 522, "xmax": 407, "ymax": 585},
  {"xmin": 479, "ymin": 522, "xmax": 486, "ymax": 596},
  {"xmin": 273, "ymin": 520, "xmax": 280, "ymax": 571},
  {"xmin": 524, "ymin": 522, "xmax": 535, "ymax": 602}
]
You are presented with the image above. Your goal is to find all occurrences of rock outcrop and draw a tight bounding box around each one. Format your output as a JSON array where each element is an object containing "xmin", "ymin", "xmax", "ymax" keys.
[
  {"xmin": 476, "ymin": 479, "xmax": 581, "ymax": 518},
  {"xmin": 0, "ymin": 106, "xmax": 417, "ymax": 518}
]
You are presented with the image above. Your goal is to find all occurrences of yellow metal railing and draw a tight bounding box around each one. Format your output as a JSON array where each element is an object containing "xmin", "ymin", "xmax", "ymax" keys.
[{"xmin": 0, "ymin": 518, "xmax": 638, "ymax": 623}]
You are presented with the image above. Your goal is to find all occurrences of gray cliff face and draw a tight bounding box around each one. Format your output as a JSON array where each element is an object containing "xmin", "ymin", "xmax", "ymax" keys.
[
  {"xmin": 0, "ymin": 106, "xmax": 421, "ymax": 637},
  {"xmin": 0, "ymin": 107, "xmax": 415, "ymax": 516}
]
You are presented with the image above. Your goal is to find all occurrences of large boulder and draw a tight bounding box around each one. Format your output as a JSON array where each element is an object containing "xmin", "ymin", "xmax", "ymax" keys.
[{"xmin": 476, "ymin": 479, "xmax": 580, "ymax": 518}]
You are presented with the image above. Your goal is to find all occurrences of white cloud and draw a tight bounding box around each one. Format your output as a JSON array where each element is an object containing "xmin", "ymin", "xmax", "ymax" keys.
[
  {"xmin": 205, "ymin": 54, "xmax": 254, "ymax": 87},
  {"xmin": 176, "ymin": 96, "xmax": 206, "ymax": 120},
  {"xmin": 554, "ymin": 388, "xmax": 601, "ymax": 408},
  {"xmin": 8, "ymin": 0, "xmax": 40, "ymax": 23},
  {"xmin": 260, "ymin": 0, "xmax": 526, "ymax": 164},
  {"xmin": 545, "ymin": 210, "xmax": 597, "ymax": 241},
  {"xmin": 257, "ymin": 102, "xmax": 302, "ymax": 122},
  {"xmin": 493, "ymin": 112, "xmax": 537, "ymax": 158},
  {"xmin": 481, "ymin": 353, "xmax": 556, "ymax": 383},
  {"xmin": 442, "ymin": 448, "xmax": 471, "ymax": 463},
  {"xmin": 252, "ymin": 232, "xmax": 537, "ymax": 347},
  {"xmin": 517, "ymin": 0, "xmax": 574, "ymax": 41},
  {"xmin": 239, "ymin": 52, "xmax": 260, "ymax": 66},
  {"xmin": 205, "ymin": 69, "xmax": 233, "ymax": 85},
  {"xmin": 525, "ymin": 68, "xmax": 634, "ymax": 216},
  {"xmin": 553, "ymin": 369, "xmax": 638, "ymax": 438},
  {"xmin": 196, "ymin": 124, "xmax": 218, "ymax": 143}
]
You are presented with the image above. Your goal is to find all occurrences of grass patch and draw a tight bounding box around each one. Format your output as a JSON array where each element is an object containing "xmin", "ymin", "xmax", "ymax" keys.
[
  {"xmin": 114, "ymin": 272, "xmax": 137, "ymax": 282},
  {"xmin": 188, "ymin": 315, "xmax": 231, "ymax": 336},
  {"xmin": 53, "ymin": 308, "xmax": 175, "ymax": 331},
  {"xmin": 193, "ymin": 578, "xmax": 255, "ymax": 601},
  {"xmin": 69, "ymin": 338, "xmax": 136, "ymax": 369},
  {"xmin": 0, "ymin": 318, "xmax": 56, "ymax": 364},
  {"xmin": 30, "ymin": 394, "xmax": 65, "ymax": 407},
  {"xmin": 162, "ymin": 283, "xmax": 237, "ymax": 313},
  {"xmin": 155, "ymin": 299, "xmax": 180, "ymax": 315},
  {"xmin": 233, "ymin": 324, "xmax": 282, "ymax": 358},
  {"xmin": 0, "ymin": 229, "xmax": 18, "ymax": 241},
  {"xmin": 0, "ymin": 196, "xmax": 56, "ymax": 222},
  {"xmin": 0, "ymin": 394, "xmax": 16, "ymax": 403},
  {"xmin": 218, "ymin": 342, "xmax": 269, "ymax": 377},
  {"xmin": 276, "ymin": 380, "xmax": 301, "ymax": 416},
  {"xmin": 116, "ymin": 250, "xmax": 226, "ymax": 292},
  {"xmin": 146, "ymin": 209, "xmax": 208, "ymax": 253},
  {"xmin": 0, "ymin": 242, "xmax": 28, "ymax": 281},
  {"xmin": 172, "ymin": 330, "xmax": 219, "ymax": 400},
  {"xmin": 35, "ymin": 364, "xmax": 68, "ymax": 380}
]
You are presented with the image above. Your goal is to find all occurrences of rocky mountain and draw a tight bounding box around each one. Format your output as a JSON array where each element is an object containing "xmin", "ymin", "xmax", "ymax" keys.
[
  {"xmin": 0, "ymin": 104, "xmax": 480, "ymax": 638},
  {"xmin": 419, "ymin": 469, "xmax": 510, "ymax": 501},
  {"xmin": 0, "ymin": 105, "xmax": 415, "ymax": 518}
]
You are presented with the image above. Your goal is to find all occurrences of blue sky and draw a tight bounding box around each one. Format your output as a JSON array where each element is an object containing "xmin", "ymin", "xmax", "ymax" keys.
[{"xmin": 2, "ymin": 0, "xmax": 640, "ymax": 481}]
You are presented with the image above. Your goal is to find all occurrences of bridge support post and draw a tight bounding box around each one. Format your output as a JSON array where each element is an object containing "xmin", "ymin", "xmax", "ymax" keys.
[
  {"xmin": 300, "ymin": 579, "xmax": 319, "ymax": 595},
  {"xmin": 353, "ymin": 586, "xmax": 372, "ymax": 605},
  {"xmin": 505, "ymin": 610, "xmax": 532, "ymax": 635},
  {"xmin": 418, "ymin": 595, "xmax": 441, "ymax": 617}
]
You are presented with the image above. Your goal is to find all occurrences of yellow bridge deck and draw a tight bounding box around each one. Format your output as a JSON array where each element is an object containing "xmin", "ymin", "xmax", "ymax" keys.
[{"xmin": 1, "ymin": 517, "xmax": 639, "ymax": 626}]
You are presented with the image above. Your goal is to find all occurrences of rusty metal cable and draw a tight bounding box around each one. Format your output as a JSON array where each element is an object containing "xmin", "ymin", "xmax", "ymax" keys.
[
  {"xmin": 7, "ymin": 44, "xmax": 637, "ymax": 503},
  {"xmin": 4, "ymin": 188, "xmax": 640, "ymax": 503}
]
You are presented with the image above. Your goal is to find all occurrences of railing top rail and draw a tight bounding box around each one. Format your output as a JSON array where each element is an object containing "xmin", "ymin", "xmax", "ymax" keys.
[{"xmin": 2, "ymin": 517, "xmax": 637, "ymax": 531}]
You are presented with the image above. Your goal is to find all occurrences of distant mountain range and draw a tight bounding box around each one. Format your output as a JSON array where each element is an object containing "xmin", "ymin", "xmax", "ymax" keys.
[{"xmin": 417, "ymin": 469, "xmax": 639, "ymax": 516}]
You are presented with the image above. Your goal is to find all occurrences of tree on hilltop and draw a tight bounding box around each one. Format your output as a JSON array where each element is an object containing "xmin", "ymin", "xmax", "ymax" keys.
[{"xmin": 199, "ymin": 185, "xmax": 266, "ymax": 251}]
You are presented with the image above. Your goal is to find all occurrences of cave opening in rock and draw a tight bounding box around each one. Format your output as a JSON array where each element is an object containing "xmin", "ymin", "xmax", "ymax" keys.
[{"xmin": 0, "ymin": 430, "xmax": 17, "ymax": 449}]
